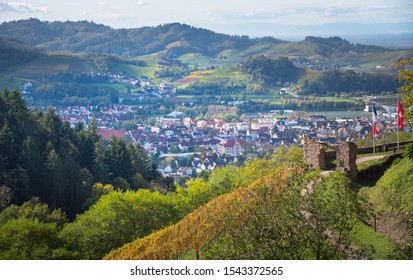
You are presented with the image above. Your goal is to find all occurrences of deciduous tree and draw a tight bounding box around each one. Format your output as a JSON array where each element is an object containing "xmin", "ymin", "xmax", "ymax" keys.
[{"xmin": 395, "ymin": 58, "xmax": 413, "ymax": 121}]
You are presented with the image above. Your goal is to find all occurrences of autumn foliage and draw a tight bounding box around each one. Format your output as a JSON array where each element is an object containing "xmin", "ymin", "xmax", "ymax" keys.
[{"xmin": 105, "ymin": 168, "xmax": 290, "ymax": 260}]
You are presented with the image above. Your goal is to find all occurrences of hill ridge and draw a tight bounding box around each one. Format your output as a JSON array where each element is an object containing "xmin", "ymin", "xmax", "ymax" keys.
[
  {"xmin": 0, "ymin": 19, "xmax": 286, "ymax": 58},
  {"xmin": 1, "ymin": 18, "xmax": 392, "ymax": 59}
]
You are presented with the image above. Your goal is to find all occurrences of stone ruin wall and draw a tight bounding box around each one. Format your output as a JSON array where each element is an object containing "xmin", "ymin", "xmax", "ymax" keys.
[
  {"xmin": 302, "ymin": 136, "xmax": 327, "ymax": 170},
  {"xmin": 302, "ymin": 135, "xmax": 358, "ymax": 181},
  {"xmin": 335, "ymin": 141, "xmax": 358, "ymax": 181}
]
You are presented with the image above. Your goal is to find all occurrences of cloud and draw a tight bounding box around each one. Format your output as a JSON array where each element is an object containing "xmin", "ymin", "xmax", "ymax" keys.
[
  {"xmin": 0, "ymin": 1, "xmax": 49, "ymax": 13},
  {"xmin": 136, "ymin": 0, "xmax": 149, "ymax": 6},
  {"xmin": 222, "ymin": 11, "xmax": 283, "ymax": 21},
  {"xmin": 216, "ymin": 2, "xmax": 411, "ymax": 25}
]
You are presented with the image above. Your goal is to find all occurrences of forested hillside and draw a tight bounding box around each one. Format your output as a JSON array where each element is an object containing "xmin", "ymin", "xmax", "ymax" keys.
[
  {"xmin": 298, "ymin": 70, "xmax": 400, "ymax": 96},
  {"xmin": 0, "ymin": 37, "xmax": 42, "ymax": 71},
  {"xmin": 0, "ymin": 19, "xmax": 285, "ymax": 57},
  {"xmin": 304, "ymin": 36, "xmax": 387, "ymax": 54},
  {"xmin": 243, "ymin": 55, "xmax": 303, "ymax": 85},
  {"xmin": 0, "ymin": 89, "xmax": 165, "ymax": 219}
]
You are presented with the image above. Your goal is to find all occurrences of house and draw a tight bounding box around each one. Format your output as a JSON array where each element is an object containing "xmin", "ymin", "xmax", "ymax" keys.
[
  {"xmin": 177, "ymin": 167, "xmax": 193, "ymax": 177},
  {"xmin": 160, "ymin": 128, "xmax": 175, "ymax": 137},
  {"xmin": 159, "ymin": 83, "xmax": 174, "ymax": 94},
  {"xmin": 191, "ymin": 131, "xmax": 203, "ymax": 140},
  {"xmin": 217, "ymin": 138, "xmax": 245, "ymax": 156},
  {"xmin": 158, "ymin": 165, "xmax": 173, "ymax": 175},
  {"xmin": 179, "ymin": 141, "xmax": 195, "ymax": 152},
  {"xmin": 167, "ymin": 111, "xmax": 185, "ymax": 118}
]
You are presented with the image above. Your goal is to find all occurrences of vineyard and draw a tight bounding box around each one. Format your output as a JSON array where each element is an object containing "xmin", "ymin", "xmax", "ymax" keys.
[{"xmin": 105, "ymin": 168, "xmax": 292, "ymax": 260}]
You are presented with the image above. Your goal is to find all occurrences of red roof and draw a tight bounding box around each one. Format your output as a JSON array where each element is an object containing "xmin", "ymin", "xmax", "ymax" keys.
[
  {"xmin": 221, "ymin": 138, "xmax": 246, "ymax": 147},
  {"xmin": 97, "ymin": 129, "xmax": 126, "ymax": 139}
]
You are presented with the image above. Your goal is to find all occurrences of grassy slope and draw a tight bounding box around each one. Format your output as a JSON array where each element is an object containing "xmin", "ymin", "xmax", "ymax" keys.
[
  {"xmin": 355, "ymin": 156, "xmax": 413, "ymax": 258},
  {"xmin": 0, "ymin": 53, "xmax": 89, "ymax": 88},
  {"xmin": 351, "ymin": 221, "xmax": 396, "ymax": 259},
  {"xmin": 0, "ymin": 76, "xmax": 22, "ymax": 90},
  {"xmin": 367, "ymin": 157, "xmax": 413, "ymax": 213},
  {"xmin": 112, "ymin": 63, "xmax": 160, "ymax": 78},
  {"xmin": 0, "ymin": 51, "xmax": 159, "ymax": 90},
  {"xmin": 357, "ymin": 153, "xmax": 392, "ymax": 171},
  {"xmin": 4, "ymin": 53, "xmax": 95, "ymax": 78},
  {"xmin": 178, "ymin": 53, "xmax": 215, "ymax": 66},
  {"xmin": 176, "ymin": 66, "xmax": 250, "ymax": 89}
]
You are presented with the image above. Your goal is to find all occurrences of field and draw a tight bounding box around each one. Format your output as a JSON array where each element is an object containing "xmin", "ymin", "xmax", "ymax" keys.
[
  {"xmin": 9, "ymin": 54, "xmax": 86, "ymax": 77},
  {"xmin": 178, "ymin": 53, "xmax": 215, "ymax": 66},
  {"xmin": 176, "ymin": 66, "xmax": 250, "ymax": 88},
  {"xmin": 0, "ymin": 76, "xmax": 25, "ymax": 90},
  {"xmin": 112, "ymin": 64, "xmax": 160, "ymax": 78}
]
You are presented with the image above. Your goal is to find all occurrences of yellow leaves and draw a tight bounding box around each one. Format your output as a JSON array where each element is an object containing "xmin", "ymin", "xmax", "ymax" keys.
[
  {"xmin": 105, "ymin": 167, "xmax": 291, "ymax": 260},
  {"xmin": 105, "ymin": 148, "xmax": 308, "ymax": 260},
  {"xmin": 394, "ymin": 58, "xmax": 413, "ymax": 121}
]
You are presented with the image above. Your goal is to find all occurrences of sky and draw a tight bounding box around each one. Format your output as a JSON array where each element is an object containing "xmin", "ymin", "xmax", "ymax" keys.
[{"xmin": 1, "ymin": 0, "xmax": 412, "ymax": 37}]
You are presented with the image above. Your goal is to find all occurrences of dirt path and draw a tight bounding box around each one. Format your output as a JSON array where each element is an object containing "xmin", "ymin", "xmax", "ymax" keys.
[
  {"xmin": 320, "ymin": 154, "xmax": 386, "ymax": 177},
  {"xmin": 356, "ymin": 154, "xmax": 386, "ymax": 164}
]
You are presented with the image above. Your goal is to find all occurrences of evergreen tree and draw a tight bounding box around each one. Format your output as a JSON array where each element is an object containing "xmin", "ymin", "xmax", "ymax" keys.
[
  {"xmin": 127, "ymin": 142, "xmax": 150, "ymax": 183},
  {"xmin": 45, "ymin": 148, "xmax": 64, "ymax": 210},
  {"xmin": 92, "ymin": 139, "xmax": 109, "ymax": 183},
  {"xmin": 107, "ymin": 136, "xmax": 133, "ymax": 185}
]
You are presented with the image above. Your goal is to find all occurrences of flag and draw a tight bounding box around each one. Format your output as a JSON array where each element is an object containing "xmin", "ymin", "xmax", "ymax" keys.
[
  {"xmin": 398, "ymin": 100, "xmax": 404, "ymax": 130},
  {"xmin": 372, "ymin": 104, "xmax": 378, "ymax": 136}
]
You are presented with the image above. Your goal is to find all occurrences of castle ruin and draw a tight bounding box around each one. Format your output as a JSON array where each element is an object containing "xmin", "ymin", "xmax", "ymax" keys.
[{"xmin": 302, "ymin": 135, "xmax": 358, "ymax": 180}]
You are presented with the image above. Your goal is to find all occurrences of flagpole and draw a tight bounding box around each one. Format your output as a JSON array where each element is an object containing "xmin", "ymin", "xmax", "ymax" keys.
[
  {"xmin": 372, "ymin": 103, "xmax": 375, "ymax": 154},
  {"xmin": 373, "ymin": 126, "xmax": 375, "ymax": 154},
  {"xmin": 397, "ymin": 98, "xmax": 400, "ymax": 151}
]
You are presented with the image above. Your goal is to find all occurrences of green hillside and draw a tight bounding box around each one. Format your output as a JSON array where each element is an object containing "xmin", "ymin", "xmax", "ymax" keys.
[
  {"xmin": 1, "ymin": 18, "xmax": 411, "ymax": 109},
  {"xmin": 358, "ymin": 148, "xmax": 413, "ymax": 259},
  {"xmin": 0, "ymin": 48, "xmax": 155, "ymax": 95},
  {"xmin": 0, "ymin": 37, "xmax": 42, "ymax": 71},
  {"xmin": 1, "ymin": 19, "xmax": 410, "ymax": 69},
  {"xmin": 364, "ymin": 155, "xmax": 413, "ymax": 214},
  {"xmin": 0, "ymin": 19, "xmax": 286, "ymax": 58}
]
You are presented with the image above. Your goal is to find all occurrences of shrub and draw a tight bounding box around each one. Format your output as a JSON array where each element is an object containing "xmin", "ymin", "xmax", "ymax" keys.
[{"xmin": 403, "ymin": 142, "xmax": 413, "ymax": 160}]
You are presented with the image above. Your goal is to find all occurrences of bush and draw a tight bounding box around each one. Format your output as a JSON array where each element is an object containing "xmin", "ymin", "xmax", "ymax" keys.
[{"xmin": 403, "ymin": 143, "xmax": 413, "ymax": 160}]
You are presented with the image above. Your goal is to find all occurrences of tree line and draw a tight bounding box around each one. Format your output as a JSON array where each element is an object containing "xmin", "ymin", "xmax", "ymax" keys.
[
  {"xmin": 237, "ymin": 98, "xmax": 364, "ymax": 114},
  {"xmin": 0, "ymin": 36, "xmax": 42, "ymax": 71},
  {"xmin": 243, "ymin": 55, "xmax": 302, "ymax": 85},
  {"xmin": 299, "ymin": 70, "xmax": 399, "ymax": 96},
  {"xmin": 0, "ymin": 19, "xmax": 285, "ymax": 57},
  {"xmin": 304, "ymin": 36, "xmax": 387, "ymax": 55},
  {"xmin": 0, "ymin": 88, "xmax": 163, "ymax": 219}
]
